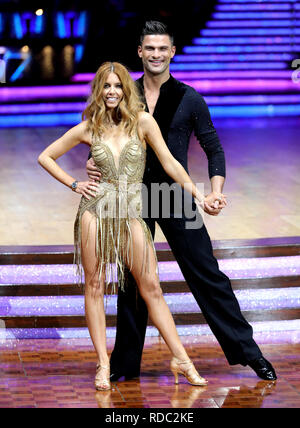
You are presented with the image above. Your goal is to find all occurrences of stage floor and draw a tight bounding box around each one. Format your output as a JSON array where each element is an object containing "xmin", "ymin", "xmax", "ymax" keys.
[
  {"xmin": 0, "ymin": 336, "xmax": 299, "ymax": 408},
  {"xmin": 1, "ymin": 117, "xmax": 300, "ymax": 409},
  {"xmin": 1, "ymin": 117, "xmax": 300, "ymax": 245}
]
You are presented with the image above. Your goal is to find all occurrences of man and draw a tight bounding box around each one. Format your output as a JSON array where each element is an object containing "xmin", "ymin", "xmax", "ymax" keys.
[{"xmin": 86, "ymin": 21, "xmax": 277, "ymax": 381}]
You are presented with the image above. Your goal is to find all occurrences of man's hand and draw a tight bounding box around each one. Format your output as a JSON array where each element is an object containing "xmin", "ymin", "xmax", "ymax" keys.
[
  {"xmin": 86, "ymin": 157, "xmax": 102, "ymax": 182},
  {"xmin": 203, "ymin": 191, "xmax": 227, "ymax": 216}
]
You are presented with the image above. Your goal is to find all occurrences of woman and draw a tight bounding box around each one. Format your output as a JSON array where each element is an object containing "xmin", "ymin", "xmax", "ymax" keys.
[{"xmin": 38, "ymin": 62, "xmax": 211, "ymax": 391}]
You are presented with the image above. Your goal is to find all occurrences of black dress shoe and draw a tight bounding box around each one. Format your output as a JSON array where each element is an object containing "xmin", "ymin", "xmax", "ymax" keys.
[
  {"xmin": 110, "ymin": 371, "xmax": 140, "ymax": 382},
  {"xmin": 248, "ymin": 357, "xmax": 277, "ymax": 381}
]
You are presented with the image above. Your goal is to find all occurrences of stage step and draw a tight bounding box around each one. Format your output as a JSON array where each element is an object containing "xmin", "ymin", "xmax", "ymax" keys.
[
  {"xmin": 2, "ymin": 310, "xmax": 300, "ymax": 330},
  {"xmin": 1, "ymin": 319, "xmax": 300, "ymax": 340},
  {"xmin": 1, "ymin": 237, "xmax": 299, "ymax": 265},
  {"xmin": 1, "ymin": 276, "xmax": 299, "ymax": 297},
  {"xmin": 1, "ymin": 288, "xmax": 300, "ymax": 328},
  {"xmin": 0, "ymin": 238, "xmax": 299, "ymax": 338}
]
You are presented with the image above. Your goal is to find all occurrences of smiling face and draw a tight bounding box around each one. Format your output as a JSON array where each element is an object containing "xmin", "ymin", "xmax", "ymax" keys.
[
  {"xmin": 102, "ymin": 72, "xmax": 124, "ymax": 110},
  {"xmin": 138, "ymin": 34, "xmax": 176, "ymax": 76}
]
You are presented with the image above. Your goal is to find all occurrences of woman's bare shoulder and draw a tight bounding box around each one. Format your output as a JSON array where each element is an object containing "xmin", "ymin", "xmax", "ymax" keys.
[
  {"xmin": 137, "ymin": 110, "xmax": 152, "ymax": 122},
  {"xmin": 73, "ymin": 120, "xmax": 92, "ymax": 145},
  {"xmin": 137, "ymin": 111, "xmax": 155, "ymax": 128}
]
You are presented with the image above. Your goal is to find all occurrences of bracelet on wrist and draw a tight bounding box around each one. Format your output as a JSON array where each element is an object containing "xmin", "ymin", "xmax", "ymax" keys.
[{"xmin": 71, "ymin": 181, "xmax": 78, "ymax": 191}]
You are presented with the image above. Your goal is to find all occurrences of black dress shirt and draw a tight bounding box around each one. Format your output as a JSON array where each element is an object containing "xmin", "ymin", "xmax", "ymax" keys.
[{"xmin": 136, "ymin": 74, "xmax": 226, "ymax": 187}]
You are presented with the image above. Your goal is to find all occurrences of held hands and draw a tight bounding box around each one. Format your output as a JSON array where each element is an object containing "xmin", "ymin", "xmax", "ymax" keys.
[{"xmin": 196, "ymin": 191, "xmax": 227, "ymax": 216}]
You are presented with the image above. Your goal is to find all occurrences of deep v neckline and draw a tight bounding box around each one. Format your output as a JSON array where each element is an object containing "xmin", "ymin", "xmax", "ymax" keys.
[{"xmin": 93, "ymin": 135, "xmax": 145, "ymax": 176}]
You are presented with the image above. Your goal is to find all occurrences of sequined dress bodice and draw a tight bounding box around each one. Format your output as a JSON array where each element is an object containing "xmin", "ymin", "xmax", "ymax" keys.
[
  {"xmin": 74, "ymin": 131, "xmax": 155, "ymax": 293},
  {"xmin": 91, "ymin": 134, "xmax": 146, "ymax": 184}
]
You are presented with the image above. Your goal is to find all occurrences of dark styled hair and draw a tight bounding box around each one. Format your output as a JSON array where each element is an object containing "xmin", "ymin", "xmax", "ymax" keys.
[{"xmin": 140, "ymin": 20, "xmax": 174, "ymax": 46}]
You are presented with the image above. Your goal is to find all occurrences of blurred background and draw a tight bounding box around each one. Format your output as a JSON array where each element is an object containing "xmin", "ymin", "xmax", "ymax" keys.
[
  {"xmin": 0, "ymin": 0, "xmax": 299, "ymax": 124},
  {"xmin": 0, "ymin": 0, "xmax": 216, "ymax": 83}
]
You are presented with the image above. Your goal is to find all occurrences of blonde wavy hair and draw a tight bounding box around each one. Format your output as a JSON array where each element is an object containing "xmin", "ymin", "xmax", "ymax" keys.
[{"xmin": 82, "ymin": 62, "xmax": 145, "ymax": 137}]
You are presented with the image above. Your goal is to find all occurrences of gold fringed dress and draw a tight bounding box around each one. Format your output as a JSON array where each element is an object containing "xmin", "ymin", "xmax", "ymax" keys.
[{"xmin": 74, "ymin": 130, "xmax": 157, "ymax": 293}]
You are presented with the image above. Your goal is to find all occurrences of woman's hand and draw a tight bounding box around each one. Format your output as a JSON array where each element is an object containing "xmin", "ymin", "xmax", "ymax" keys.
[{"xmin": 75, "ymin": 181, "xmax": 99, "ymax": 200}]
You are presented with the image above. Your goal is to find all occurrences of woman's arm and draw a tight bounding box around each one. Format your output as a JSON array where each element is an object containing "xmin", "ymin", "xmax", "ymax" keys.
[
  {"xmin": 138, "ymin": 112, "xmax": 205, "ymax": 206},
  {"xmin": 38, "ymin": 121, "xmax": 98, "ymax": 199}
]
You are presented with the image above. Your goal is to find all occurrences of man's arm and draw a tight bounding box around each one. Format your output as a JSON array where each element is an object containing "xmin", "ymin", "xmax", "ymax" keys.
[
  {"xmin": 192, "ymin": 92, "xmax": 226, "ymax": 179},
  {"xmin": 192, "ymin": 91, "xmax": 227, "ymax": 212}
]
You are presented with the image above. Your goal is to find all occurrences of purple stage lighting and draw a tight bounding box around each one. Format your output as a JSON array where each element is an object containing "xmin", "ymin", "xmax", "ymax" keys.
[
  {"xmin": 71, "ymin": 70, "xmax": 295, "ymax": 82},
  {"xmin": 173, "ymin": 53, "xmax": 294, "ymax": 62},
  {"xmin": 201, "ymin": 28, "xmax": 300, "ymax": 36},
  {"xmin": 207, "ymin": 19, "xmax": 300, "ymax": 27},
  {"xmin": 193, "ymin": 36, "xmax": 300, "ymax": 45}
]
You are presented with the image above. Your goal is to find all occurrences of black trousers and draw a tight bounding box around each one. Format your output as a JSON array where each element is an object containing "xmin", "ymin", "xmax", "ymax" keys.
[{"xmin": 110, "ymin": 214, "xmax": 262, "ymax": 375}]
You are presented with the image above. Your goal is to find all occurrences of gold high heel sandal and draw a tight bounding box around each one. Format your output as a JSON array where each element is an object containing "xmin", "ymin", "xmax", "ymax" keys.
[
  {"xmin": 95, "ymin": 364, "xmax": 111, "ymax": 391},
  {"xmin": 170, "ymin": 357, "xmax": 208, "ymax": 386}
]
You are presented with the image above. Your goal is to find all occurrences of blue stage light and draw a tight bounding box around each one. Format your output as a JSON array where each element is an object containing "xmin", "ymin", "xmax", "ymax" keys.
[
  {"xmin": 216, "ymin": 4, "xmax": 292, "ymax": 11},
  {"xmin": 207, "ymin": 19, "xmax": 299, "ymax": 27},
  {"xmin": 213, "ymin": 12, "xmax": 300, "ymax": 19},
  {"xmin": 219, "ymin": 0, "xmax": 298, "ymax": 3},
  {"xmin": 201, "ymin": 28, "xmax": 300, "ymax": 36},
  {"xmin": 210, "ymin": 105, "xmax": 300, "ymax": 118},
  {"xmin": 56, "ymin": 12, "xmax": 67, "ymax": 38},
  {"xmin": 0, "ymin": 113, "xmax": 81, "ymax": 127},
  {"xmin": 13, "ymin": 13, "xmax": 23, "ymax": 39},
  {"xmin": 193, "ymin": 36, "xmax": 300, "ymax": 45},
  {"xmin": 55, "ymin": 11, "xmax": 87, "ymax": 39},
  {"xmin": 74, "ymin": 45, "xmax": 84, "ymax": 63},
  {"xmin": 1, "ymin": 105, "xmax": 300, "ymax": 126},
  {"xmin": 170, "ymin": 62, "xmax": 287, "ymax": 70},
  {"xmin": 76, "ymin": 11, "xmax": 87, "ymax": 37},
  {"xmin": 184, "ymin": 45, "xmax": 300, "ymax": 53},
  {"xmin": 174, "ymin": 53, "xmax": 294, "ymax": 62},
  {"xmin": 10, "ymin": 55, "xmax": 31, "ymax": 82},
  {"xmin": 34, "ymin": 14, "xmax": 44, "ymax": 34}
]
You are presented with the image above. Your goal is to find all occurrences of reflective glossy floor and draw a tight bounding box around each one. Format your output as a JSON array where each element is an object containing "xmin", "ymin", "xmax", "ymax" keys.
[
  {"xmin": 1, "ymin": 117, "xmax": 300, "ymax": 246},
  {"xmin": 0, "ymin": 336, "xmax": 299, "ymax": 408}
]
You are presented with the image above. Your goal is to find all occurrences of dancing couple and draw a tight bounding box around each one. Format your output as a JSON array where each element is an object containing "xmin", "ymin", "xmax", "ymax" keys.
[{"xmin": 38, "ymin": 21, "xmax": 277, "ymax": 391}]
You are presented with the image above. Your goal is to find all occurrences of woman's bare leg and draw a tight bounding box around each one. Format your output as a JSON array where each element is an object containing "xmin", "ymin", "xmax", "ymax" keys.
[
  {"xmin": 127, "ymin": 219, "xmax": 190, "ymax": 361},
  {"xmin": 126, "ymin": 220, "xmax": 207, "ymax": 385},
  {"xmin": 81, "ymin": 211, "xmax": 109, "ymax": 368}
]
